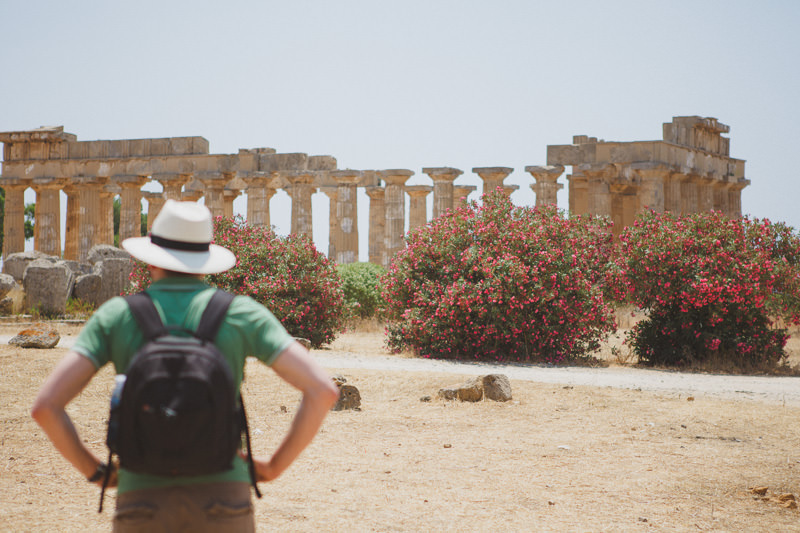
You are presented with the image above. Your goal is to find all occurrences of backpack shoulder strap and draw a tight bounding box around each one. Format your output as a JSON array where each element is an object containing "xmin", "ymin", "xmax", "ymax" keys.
[
  {"xmin": 195, "ymin": 290, "xmax": 235, "ymax": 342},
  {"xmin": 124, "ymin": 292, "xmax": 168, "ymax": 340}
]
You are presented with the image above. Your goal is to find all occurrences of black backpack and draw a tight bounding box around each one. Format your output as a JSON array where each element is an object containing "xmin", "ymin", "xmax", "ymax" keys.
[{"xmin": 99, "ymin": 289, "xmax": 262, "ymax": 512}]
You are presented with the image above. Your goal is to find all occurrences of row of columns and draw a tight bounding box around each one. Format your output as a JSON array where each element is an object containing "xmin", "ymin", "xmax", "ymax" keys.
[
  {"xmin": 568, "ymin": 163, "xmax": 746, "ymax": 235},
  {"xmin": 13, "ymin": 162, "xmax": 744, "ymax": 265},
  {"xmin": 2, "ymin": 165, "xmax": 569, "ymax": 266}
]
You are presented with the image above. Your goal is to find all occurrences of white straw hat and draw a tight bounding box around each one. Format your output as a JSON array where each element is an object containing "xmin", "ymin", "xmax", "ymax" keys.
[{"xmin": 122, "ymin": 200, "xmax": 236, "ymax": 274}]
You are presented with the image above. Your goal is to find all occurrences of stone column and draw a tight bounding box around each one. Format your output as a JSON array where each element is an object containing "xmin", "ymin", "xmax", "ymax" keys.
[
  {"xmin": 321, "ymin": 187, "xmax": 338, "ymax": 259},
  {"xmin": 100, "ymin": 184, "xmax": 119, "ymax": 245},
  {"xmin": 63, "ymin": 184, "xmax": 80, "ymax": 260},
  {"xmin": 381, "ymin": 169, "xmax": 413, "ymax": 266},
  {"xmin": 365, "ymin": 186, "xmax": 385, "ymax": 266},
  {"xmin": 285, "ymin": 171, "xmax": 317, "ymax": 238},
  {"xmin": 423, "ymin": 167, "xmax": 463, "ymax": 219},
  {"xmin": 696, "ymin": 175, "xmax": 715, "ymax": 213},
  {"xmin": 580, "ymin": 165, "xmax": 613, "ymax": 218},
  {"xmin": 241, "ymin": 172, "xmax": 278, "ymax": 227},
  {"xmin": 223, "ymin": 188, "xmax": 241, "ymax": 218},
  {"xmin": 143, "ymin": 192, "xmax": 166, "ymax": 233},
  {"xmin": 182, "ymin": 178, "xmax": 204, "ymax": 202},
  {"xmin": 632, "ymin": 163, "xmax": 667, "ymax": 213},
  {"xmin": 728, "ymin": 180, "xmax": 749, "ymax": 218},
  {"xmin": 663, "ymin": 171, "xmax": 682, "ymax": 214},
  {"xmin": 1, "ymin": 179, "xmax": 31, "ymax": 259},
  {"xmin": 567, "ymin": 173, "xmax": 589, "ymax": 216},
  {"xmin": 153, "ymin": 173, "xmax": 191, "ymax": 201},
  {"xmin": 331, "ymin": 170, "xmax": 362, "ymax": 264},
  {"xmin": 406, "ymin": 185, "xmax": 433, "ymax": 231},
  {"xmin": 473, "ymin": 167, "xmax": 513, "ymax": 196},
  {"xmin": 115, "ymin": 175, "xmax": 149, "ymax": 242},
  {"xmin": 525, "ymin": 165, "xmax": 565, "ymax": 206},
  {"xmin": 453, "ymin": 185, "xmax": 476, "ymax": 207},
  {"xmin": 197, "ymin": 171, "xmax": 234, "ymax": 219},
  {"xmin": 502, "ymin": 184, "xmax": 520, "ymax": 198},
  {"xmin": 31, "ymin": 178, "xmax": 67, "ymax": 257},
  {"xmin": 712, "ymin": 182, "xmax": 729, "ymax": 215},
  {"xmin": 680, "ymin": 173, "xmax": 699, "ymax": 215},
  {"xmin": 76, "ymin": 177, "xmax": 109, "ymax": 262}
]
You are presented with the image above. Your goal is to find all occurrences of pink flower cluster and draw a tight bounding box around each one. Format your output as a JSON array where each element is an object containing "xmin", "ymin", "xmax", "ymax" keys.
[
  {"xmin": 613, "ymin": 211, "xmax": 800, "ymax": 369},
  {"xmin": 128, "ymin": 215, "xmax": 346, "ymax": 347}
]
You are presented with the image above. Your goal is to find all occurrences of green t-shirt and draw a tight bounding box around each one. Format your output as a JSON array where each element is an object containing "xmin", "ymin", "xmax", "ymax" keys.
[{"xmin": 72, "ymin": 277, "xmax": 294, "ymax": 494}]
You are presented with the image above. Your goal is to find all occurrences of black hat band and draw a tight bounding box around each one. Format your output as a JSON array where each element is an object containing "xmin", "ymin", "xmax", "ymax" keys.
[{"xmin": 150, "ymin": 234, "xmax": 210, "ymax": 252}]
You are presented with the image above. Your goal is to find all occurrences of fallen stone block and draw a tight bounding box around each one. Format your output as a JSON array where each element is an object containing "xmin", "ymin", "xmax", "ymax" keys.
[{"xmin": 9, "ymin": 323, "xmax": 60, "ymax": 348}]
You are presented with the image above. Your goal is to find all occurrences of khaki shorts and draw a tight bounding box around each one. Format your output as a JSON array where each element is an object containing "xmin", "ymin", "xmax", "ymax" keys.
[{"xmin": 113, "ymin": 481, "xmax": 254, "ymax": 533}]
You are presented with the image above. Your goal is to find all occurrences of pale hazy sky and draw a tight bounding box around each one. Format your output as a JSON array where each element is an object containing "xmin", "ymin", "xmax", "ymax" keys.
[{"xmin": 2, "ymin": 1, "xmax": 798, "ymax": 259}]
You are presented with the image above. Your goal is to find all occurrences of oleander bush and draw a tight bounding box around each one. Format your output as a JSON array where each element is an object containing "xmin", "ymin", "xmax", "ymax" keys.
[
  {"xmin": 382, "ymin": 191, "xmax": 617, "ymax": 363},
  {"xmin": 129, "ymin": 216, "xmax": 346, "ymax": 347},
  {"xmin": 336, "ymin": 262, "xmax": 386, "ymax": 320},
  {"xmin": 614, "ymin": 211, "xmax": 800, "ymax": 371}
]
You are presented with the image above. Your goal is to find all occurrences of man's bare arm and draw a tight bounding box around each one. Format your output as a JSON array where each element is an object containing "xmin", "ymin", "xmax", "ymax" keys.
[{"xmin": 31, "ymin": 351, "xmax": 106, "ymax": 481}]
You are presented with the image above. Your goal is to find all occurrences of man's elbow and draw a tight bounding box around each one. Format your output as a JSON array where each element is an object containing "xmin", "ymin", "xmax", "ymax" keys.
[
  {"xmin": 317, "ymin": 380, "xmax": 341, "ymax": 410},
  {"xmin": 30, "ymin": 398, "xmax": 56, "ymax": 427}
]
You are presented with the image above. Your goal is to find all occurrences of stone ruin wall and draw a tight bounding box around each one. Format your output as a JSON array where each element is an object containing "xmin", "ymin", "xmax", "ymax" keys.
[{"xmin": 0, "ymin": 116, "xmax": 749, "ymax": 271}]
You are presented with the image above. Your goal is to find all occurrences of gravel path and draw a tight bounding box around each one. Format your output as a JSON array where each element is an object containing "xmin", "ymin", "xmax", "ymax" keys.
[{"xmin": 20, "ymin": 334, "xmax": 800, "ymax": 407}]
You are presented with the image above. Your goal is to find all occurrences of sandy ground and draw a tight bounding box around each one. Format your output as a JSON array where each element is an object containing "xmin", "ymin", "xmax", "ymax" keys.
[{"xmin": 2, "ymin": 322, "xmax": 800, "ymax": 531}]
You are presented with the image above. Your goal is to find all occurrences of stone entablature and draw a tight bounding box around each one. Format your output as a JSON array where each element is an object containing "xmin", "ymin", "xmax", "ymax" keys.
[
  {"xmin": 0, "ymin": 117, "xmax": 750, "ymax": 267},
  {"xmin": 546, "ymin": 116, "xmax": 749, "ymax": 234}
]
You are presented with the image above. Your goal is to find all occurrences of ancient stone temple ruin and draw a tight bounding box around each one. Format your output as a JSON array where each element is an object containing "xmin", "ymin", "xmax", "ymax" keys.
[
  {"xmin": 547, "ymin": 116, "xmax": 749, "ymax": 235},
  {"xmin": 0, "ymin": 116, "xmax": 749, "ymax": 267}
]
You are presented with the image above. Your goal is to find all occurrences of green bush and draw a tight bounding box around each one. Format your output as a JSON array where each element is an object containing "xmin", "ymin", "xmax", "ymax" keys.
[{"xmin": 336, "ymin": 262, "xmax": 386, "ymax": 319}]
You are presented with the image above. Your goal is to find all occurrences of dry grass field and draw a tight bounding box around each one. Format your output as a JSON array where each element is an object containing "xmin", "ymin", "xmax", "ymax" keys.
[{"xmin": 2, "ymin": 321, "xmax": 800, "ymax": 532}]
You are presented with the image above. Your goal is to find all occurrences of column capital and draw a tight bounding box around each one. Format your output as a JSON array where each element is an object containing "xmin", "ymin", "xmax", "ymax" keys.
[
  {"xmin": 284, "ymin": 170, "xmax": 319, "ymax": 185},
  {"xmin": 525, "ymin": 165, "xmax": 564, "ymax": 182},
  {"xmin": 405, "ymin": 185, "xmax": 433, "ymax": 198},
  {"xmin": 364, "ymin": 186, "xmax": 385, "ymax": 200},
  {"xmin": 380, "ymin": 169, "xmax": 414, "ymax": 186},
  {"xmin": 112, "ymin": 174, "xmax": 150, "ymax": 188},
  {"xmin": 422, "ymin": 167, "xmax": 463, "ymax": 182},
  {"xmin": 472, "ymin": 167, "xmax": 513, "ymax": 180},
  {"xmin": 1, "ymin": 177, "xmax": 32, "ymax": 189},
  {"xmin": 31, "ymin": 176, "xmax": 68, "ymax": 189},
  {"xmin": 330, "ymin": 169, "xmax": 363, "ymax": 185}
]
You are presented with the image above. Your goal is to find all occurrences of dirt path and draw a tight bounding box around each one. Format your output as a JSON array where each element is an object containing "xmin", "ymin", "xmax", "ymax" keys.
[{"xmin": 17, "ymin": 331, "xmax": 800, "ymax": 407}]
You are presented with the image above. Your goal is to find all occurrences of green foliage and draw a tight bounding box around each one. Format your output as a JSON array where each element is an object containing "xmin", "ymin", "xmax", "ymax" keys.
[
  {"xmin": 24, "ymin": 203, "xmax": 35, "ymax": 240},
  {"xmin": 336, "ymin": 262, "xmax": 386, "ymax": 319},
  {"xmin": 382, "ymin": 191, "xmax": 616, "ymax": 363},
  {"xmin": 129, "ymin": 216, "xmax": 347, "ymax": 348}
]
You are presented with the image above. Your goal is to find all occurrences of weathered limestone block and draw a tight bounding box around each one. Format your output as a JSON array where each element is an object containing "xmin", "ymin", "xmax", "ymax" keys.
[
  {"xmin": 437, "ymin": 374, "xmax": 512, "ymax": 402},
  {"xmin": 482, "ymin": 374, "xmax": 512, "ymax": 402},
  {"xmin": 93, "ymin": 258, "xmax": 134, "ymax": 304},
  {"xmin": 23, "ymin": 260, "xmax": 75, "ymax": 316},
  {"xmin": 3, "ymin": 251, "xmax": 57, "ymax": 282},
  {"xmin": 8, "ymin": 323, "xmax": 60, "ymax": 349},
  {"xmin": 0, "ymin": 297, "xmax": 14, "ymax": 315},
  {"xmin": 73, "ymin": 274, "xmax": 102, "ymax": 306},
  {"xmin": 88, "ymin": 244, "xmax": 131, "ymax": 264},
  {"xmin": 438, "ymin": 377, "xmax": 483, "ymax": 402},
  {"xmin": 58, "ymin": 260, "xmax": 93, "ymax": 277},
  {"xmin": 0, "ymin": 273, "xmax": 17, "ymax": 299}
]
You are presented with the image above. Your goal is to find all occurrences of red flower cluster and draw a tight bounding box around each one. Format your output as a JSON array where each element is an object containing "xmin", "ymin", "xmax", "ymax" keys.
[
  {"xmin": 613, "ymin": 211, "xmax": 800, "ymax": 369},
  {"xmin": 128, "ymin": 216, "xmax": 346, "ymax": 348},
  {"xmin": 382, "ymin": 190, "xmax": 617, "ymax": 363}
]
